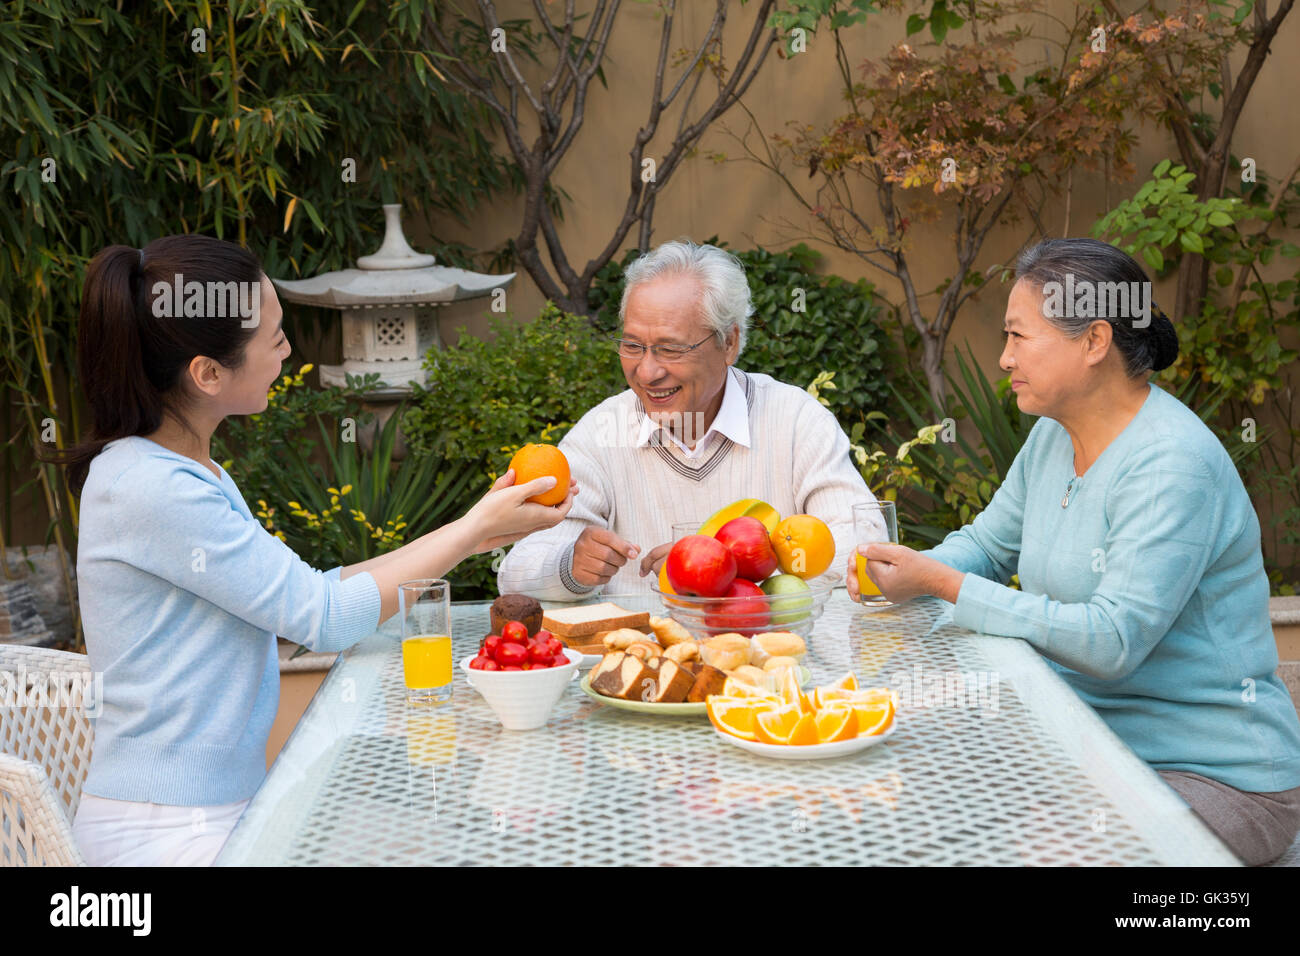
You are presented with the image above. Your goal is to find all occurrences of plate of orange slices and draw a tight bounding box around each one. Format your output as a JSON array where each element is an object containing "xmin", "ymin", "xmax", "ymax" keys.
[{"xmin": 707, "ymin": 671, "xmax": 897, "ymax": 760}]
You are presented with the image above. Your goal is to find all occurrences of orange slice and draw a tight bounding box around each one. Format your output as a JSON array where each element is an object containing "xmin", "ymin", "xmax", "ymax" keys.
[
  {"xmin": 780, "ymin": 668, "xmax": 813, "ymax": 714},
  {"xmin": 821, "ymin": 672, "xmax": 859, "ymax": 694},
  {"xmin": 754, "ymin": 704, "xmax": 804, "ymax": 744},
  {"xmin": 851, "ymin": 698, "xmax": 896, "ymax": 737},
  {"xmin": 707, "ymin": 697, "xmax": 776, "ymax": 741},
  {"xmin": 787, "ymin": 712, "xmax": 819, "ymax": 745},
  {"xmin": 723, "ymin": 677, "xmax": 778, "ymax": 699},
  {"xmin": 816, "ymin": 686, "xmax": 897, "ymax": 708},
  {"xmin": 814, "ymin": 704, "xmax": 858, "ymax": 742}
]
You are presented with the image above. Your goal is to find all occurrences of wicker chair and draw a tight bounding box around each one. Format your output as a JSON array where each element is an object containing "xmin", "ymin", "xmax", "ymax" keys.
[{"xmin": 0, "ymin": 645, "xmax": 95, "ymax": 866}]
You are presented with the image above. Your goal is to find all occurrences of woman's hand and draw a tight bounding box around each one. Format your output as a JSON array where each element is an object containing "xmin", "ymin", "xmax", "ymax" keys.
[
  {"xmin": 850, "ymin": 543, "xmax": 965, "ymax": 604},
  {"xmin": 466, "ymin": 469, "xmax": 578, "ymax": 553}
]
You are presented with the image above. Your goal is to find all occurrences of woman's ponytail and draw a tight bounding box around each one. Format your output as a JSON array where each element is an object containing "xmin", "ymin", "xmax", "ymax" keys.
[
  {"xmin": 1146, "ymin": 306, "xmax": 1180, "ymax": 372},
  {"xmin": 41, "ymin": 235, "xmax": 264, "ymax": 495}
]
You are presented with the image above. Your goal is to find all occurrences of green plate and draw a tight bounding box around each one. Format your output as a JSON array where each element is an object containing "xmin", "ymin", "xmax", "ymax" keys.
[{"xmin": 579, "ymin": 666, "xmax": 812, "ymax": 716}]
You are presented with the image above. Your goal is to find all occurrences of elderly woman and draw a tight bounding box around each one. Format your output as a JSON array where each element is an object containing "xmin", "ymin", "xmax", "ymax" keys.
[{"xmin": 850, "ymin": 237, "xmax": 1300, "ymax": 865}]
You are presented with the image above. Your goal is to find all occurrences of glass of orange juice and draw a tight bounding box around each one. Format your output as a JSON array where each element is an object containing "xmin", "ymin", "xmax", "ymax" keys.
[
  {"xmin": 399, "ymin": 579, "xmax": 452, "ymax": 704},
  {"xmin": 852, "ymin": 501, "xmax": 897, "ymax": 609}
]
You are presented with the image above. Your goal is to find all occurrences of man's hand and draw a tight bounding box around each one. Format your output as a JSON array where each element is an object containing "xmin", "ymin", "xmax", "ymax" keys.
[
  {"xmin": 638, "ymin": 542, "xmax": 673, "ymax": 577},
  {"xmin": 853, "ymin": 543, "xmax": 964, "ymax": 604},
  {"xmin": 570, "ymin": 526, "xmax": 640, "ymax": 588}
]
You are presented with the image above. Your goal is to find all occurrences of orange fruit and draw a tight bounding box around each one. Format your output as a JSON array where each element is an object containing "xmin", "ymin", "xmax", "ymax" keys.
[
  {"xmin": 811, "ymin": 672, "xmax": 857, "ymax": 708},
  {"xmin": 787, "ymin": 712, "xmax": 819, "ymax": 745},
  {"xmin": 814, "ymin": 704, "xmax": 859, "ymax": 743},
  {"xmin": 707, "ymin": 696, "xmax": 776, "ymax": 741},
  {"xmin": 851, "ymin": 697, "xmax": 896, "ymax": 737},
  {"xmin": 770, "ymin": 515, "xmax": 835, "ymax": 579},
  {"xmin": 754, "ymin": 704, "xmax": 805, "ymax": 744},
  {"xmin": 824, "ymin": 672, "xmax": 859, "ymax": 693},
  {"xmin": 779, "ymin": 668, "xmax": 813, "ymax": 714},
  {"xmin": 658, "ymin": 562, "xmax": 675, "ymax": 594},
  {"xmin": 816, "ymin": 686, "xmax": 897, "ymax": 708},
  {"xmin": 723, "ymin": 676, "xmax": 778, "ymax": 698},
  {"xmin": 508, "ymin": 443, "xmax": 569, "ymax": 506}
]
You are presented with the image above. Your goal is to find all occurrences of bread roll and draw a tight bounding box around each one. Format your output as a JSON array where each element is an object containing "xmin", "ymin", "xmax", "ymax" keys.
[
  {"xmin": 664, "ymin": 641, "xmax": 699, "ymax": 664},
  {"xmin": 763, "ymin": 655, "xmax": 800, "ymax": 673},
  {"xmin": 625, "ymin": 640, "xmax": 663, "ymax": 660},
  {"xmin": 750, "ymin": 632, "xmax": 806, "ymax": 666},
  {"xmin": 602, "ymin": 628, "xmax": 650, "ymax": 650},
  {"xmin": 700, "ymin": 634, "xmax": 750, "ymax": 672},
  {"xmin": 731, "ymin": 664, "xmax": 770, "ymax": 686},
  {"xmin": 648, "ymin": 615, "xmax": 694, "ymax": 647}
]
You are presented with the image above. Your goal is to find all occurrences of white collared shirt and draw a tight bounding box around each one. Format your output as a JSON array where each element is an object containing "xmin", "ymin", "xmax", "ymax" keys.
[{"xmin": 634, "ymin": 366, "xmax": 751, "ymax": 460}]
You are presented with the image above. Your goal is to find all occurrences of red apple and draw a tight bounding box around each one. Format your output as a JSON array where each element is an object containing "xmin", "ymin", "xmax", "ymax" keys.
[
  {"xmin": 665, "ymin": 535, "xmax": 737, "ymax": 597},
  {"xmin": 704, "ymin": 578, "xmax": 770, "ymax": 635},
  {"xmin": 714, "ymin": 516, "xmax": 779, "ymax": 582}
]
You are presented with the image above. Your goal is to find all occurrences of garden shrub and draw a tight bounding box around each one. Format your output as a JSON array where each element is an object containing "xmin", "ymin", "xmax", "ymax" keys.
[{"xmin": 401, "ymin": 304, "xmax": 626, "ymax": 598}]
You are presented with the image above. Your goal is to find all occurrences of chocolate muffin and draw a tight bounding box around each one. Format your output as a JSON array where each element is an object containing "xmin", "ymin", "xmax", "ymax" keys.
[{"xmin": 490, "ymin": 593, "xmax": 543, "ymax": 637}]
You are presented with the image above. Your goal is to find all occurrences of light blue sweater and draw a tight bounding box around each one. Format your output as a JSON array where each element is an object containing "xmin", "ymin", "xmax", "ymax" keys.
[
  {"xmin": 922, "ymin": 382, "xmax": 1300, "ymax": 794},
  {"xmin": 76, "ymin": 436, "xmax": 381, "ymax": 805}
]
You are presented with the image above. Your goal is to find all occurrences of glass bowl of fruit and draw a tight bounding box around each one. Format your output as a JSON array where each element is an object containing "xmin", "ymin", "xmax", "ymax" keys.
[
  {"xmin": 651, "ymin": 577, "xmax": 835, "ymax": 640},
  {"xmin": 652, "ymin": 509, "xmax": 841, "ymax": 640}
]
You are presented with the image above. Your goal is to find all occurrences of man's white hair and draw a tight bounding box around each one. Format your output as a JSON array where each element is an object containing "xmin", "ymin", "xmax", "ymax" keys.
[{"xmin": 618, "ymin": 239, "xmax": 753, "ymax": 356}]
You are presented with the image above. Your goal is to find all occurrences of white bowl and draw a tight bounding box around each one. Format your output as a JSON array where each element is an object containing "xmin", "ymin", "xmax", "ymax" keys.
[{"xmin": 460, "ymin": 649, "xmax": 581, "ymax": 730}]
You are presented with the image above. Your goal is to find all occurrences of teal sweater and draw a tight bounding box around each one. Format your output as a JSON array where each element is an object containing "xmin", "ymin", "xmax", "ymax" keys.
[
  {"xmin": 77, "ymin": 436, "xmax": 381, "ymax": 805},
  {"xmin": 922, "ymin": 383, "xmax": 1300, "ymax": 793}
]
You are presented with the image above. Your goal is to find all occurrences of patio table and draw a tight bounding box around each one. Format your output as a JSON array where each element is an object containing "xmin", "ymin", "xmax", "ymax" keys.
[{"xmin": 215, "ymin": 591, "xmax": 1240, "ymax": 866}]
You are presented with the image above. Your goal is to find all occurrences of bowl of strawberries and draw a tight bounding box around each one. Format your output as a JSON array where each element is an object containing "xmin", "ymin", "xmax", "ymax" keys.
[{"xmin": 462, "ymin": 621, "xmax": 580, "ymax": 730}]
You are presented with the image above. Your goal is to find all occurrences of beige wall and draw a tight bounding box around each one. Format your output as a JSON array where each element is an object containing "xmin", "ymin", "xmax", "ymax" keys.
[{"xmin": 420, "ymin": 1, "xmax": 1300, "ymax": 380}]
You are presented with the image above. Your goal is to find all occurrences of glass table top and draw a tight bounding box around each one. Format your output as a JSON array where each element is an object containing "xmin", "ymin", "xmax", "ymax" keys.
[{"xmin": 216, "ymin": 591, "xmax": 1240, "ymax": 866}]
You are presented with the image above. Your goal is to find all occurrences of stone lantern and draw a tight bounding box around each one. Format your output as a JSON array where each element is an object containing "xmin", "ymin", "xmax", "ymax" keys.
[
  {"xmin": 272, "ymin": 204, "xmax": 515, "ymax": 396},
  {"xmin": 271, "ymin": 204, "xmax": 513, "ymax": 453}
]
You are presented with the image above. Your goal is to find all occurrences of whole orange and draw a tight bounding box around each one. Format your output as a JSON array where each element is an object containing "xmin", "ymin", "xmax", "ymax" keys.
[
  {"xmin": 508, "ymin": 443, "xmax": 570, "ymax": 506},
  {"xmin": 658, "ymin": 562, "xmax": 676, "ymax": 594},
  {"xmin": 770, "ymin": 514, "xmax": 834, "ymax": 579}
]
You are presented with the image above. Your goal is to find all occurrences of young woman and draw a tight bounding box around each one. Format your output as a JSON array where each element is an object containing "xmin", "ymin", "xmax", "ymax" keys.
[
  {"xmin": 848, "ymin": 237, "xmax": 1300, "ymax": 865},
  {"xmin": 50, "ymin": 235, "xmax": 576, "ymax": 865}
]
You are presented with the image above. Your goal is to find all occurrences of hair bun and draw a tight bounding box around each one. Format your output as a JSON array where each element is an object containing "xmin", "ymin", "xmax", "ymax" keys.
[{"xmin": 1147, "ymin": 308, "xmax": 1179, "ymax": 371}]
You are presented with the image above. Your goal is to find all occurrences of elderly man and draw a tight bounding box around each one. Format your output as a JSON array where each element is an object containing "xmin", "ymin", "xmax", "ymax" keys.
[{"xmin": 497, "ymin": 240, "xmax": 877, "ymax": 600}]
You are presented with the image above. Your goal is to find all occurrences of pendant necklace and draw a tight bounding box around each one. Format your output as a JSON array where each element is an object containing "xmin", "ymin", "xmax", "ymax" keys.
[{"xmin": 1061, "ymin": 475, "xmax": 1081, "ymax": 508}]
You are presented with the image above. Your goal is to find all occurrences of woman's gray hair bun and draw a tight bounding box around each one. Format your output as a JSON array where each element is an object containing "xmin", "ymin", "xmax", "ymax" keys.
[{"xmin": 1015, "ymin": 237, "xmax": 1181, "ymax": 377}]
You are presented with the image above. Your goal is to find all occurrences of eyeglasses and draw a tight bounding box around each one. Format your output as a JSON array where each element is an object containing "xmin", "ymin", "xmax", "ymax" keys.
[{"xmin": 612, "ymin": 334, "xmax": 716, "ymax": 363}]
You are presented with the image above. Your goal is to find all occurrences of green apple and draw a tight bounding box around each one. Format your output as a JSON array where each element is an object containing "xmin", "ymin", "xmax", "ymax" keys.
[{"xmin": 759, "ymin": 573, "xmax": 813, "ymax": 626}]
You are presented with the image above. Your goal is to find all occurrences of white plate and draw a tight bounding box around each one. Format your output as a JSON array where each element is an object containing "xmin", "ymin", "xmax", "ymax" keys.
[{"xmin": 712, "ymin": 719, "xmax": 897, "ymax": 759}]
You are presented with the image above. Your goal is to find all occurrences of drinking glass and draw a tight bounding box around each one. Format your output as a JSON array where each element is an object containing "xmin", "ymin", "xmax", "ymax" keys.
[
  {"xmin": 399, "ymin": 579, "xmax": 452, "ymax": 704},
  {"xmin": 852, "ymin": 501, "xmax": 898, "ymax": 609},
  {"xmin": 671, "ymin": 520, "xmax": 703, "ymax": 542}
]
